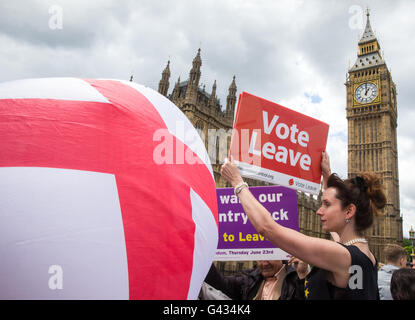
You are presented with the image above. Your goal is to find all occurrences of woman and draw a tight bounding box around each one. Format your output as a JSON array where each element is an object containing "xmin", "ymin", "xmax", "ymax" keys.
[{"xmin": 220, "ymin": 152, "xmax": 386, "ymax": 299}]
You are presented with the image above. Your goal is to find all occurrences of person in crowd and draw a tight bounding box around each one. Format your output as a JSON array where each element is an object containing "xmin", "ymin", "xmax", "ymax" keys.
[
  {"xmin": 390, "ymin": 268, "xmax": 415, "ymax": 300},
  {"xmin": 220, "ymin": 152, "xmax": 385, "ymax": 299},
  {"xmin": 378, "ymin": 244, "xmax": 408, "ymax": 300},
  {"xmin": 201, "ymin": 259, "xmax": 308, "ymax": 300}
]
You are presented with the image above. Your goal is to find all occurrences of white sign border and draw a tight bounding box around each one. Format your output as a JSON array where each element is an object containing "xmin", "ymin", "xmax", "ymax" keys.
[
  {"xmin": 235, "ymin": 160, "xmax": 321, "ymax": 195},
  {"xmin": 215, "ymin": 248, "xmax": 291, "ymax": 261}
]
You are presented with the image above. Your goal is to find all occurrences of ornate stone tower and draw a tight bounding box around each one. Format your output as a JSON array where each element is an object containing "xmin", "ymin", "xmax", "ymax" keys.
[
  {"xmin": 157, "ymin": 49, "xmax": 237, "ymax": 186},
  {"xmin": 184, "ymin": 48, "xmax": 202, "ymax": 106},
  {"xmin": 158, "ymin": 60, "xmax": 170, "ymax": 97},
  {"xmin": 345, "ymin": 10, "xmax": 403, "ymax": 261},
  {"xmin": 226, "ymin": 76, "xmax": 237, "ymax": 119}
]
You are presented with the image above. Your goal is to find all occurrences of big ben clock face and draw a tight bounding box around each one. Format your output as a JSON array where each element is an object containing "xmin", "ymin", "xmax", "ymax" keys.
[{"xmin": 355, "ymin": 82, "xmax": 378, "ymax": 104}]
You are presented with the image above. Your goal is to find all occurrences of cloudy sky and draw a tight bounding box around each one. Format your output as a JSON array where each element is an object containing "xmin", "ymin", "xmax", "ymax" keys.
[{"xmin": 1, "ymin": 0, "xmax": 414, "ymax": 237}]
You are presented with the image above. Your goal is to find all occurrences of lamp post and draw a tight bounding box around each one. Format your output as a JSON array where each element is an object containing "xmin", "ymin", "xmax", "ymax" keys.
[{"xmin": 410, "ymin": 226, "xmax": 415, "ymax": 269}]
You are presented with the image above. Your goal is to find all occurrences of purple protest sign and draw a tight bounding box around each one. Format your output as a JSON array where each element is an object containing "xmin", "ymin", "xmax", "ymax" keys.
[{"xmin": 215, "ymin": 185, "xmax": 299, "ymax": 261}]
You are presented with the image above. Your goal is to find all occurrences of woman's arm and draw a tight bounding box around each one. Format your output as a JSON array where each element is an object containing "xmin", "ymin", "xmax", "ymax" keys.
[
  {"xmin": 236, "ymin": 187, "xmax": 350, "ymax": 275},
  {"xmin": 321, "ymin": 151, "xmax": 340, "ymax": 242},
  {"xmin": 221, "ymin": 157, "xmax": 350, "ymax": 276},
  {"xmin": 321, "ymin": 151, "xmax": 331, "ymax": 190}
]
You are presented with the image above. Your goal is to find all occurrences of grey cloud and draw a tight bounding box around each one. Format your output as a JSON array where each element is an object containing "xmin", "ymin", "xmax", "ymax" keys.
[{"xmin": 0, "ymin": 0, "xmax": 134, "ymax": 48}]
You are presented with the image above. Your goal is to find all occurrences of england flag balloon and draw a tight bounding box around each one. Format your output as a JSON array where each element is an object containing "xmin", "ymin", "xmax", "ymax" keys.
[{"xmin": 0, "ymin": 78, "xmax": 219, "ymax": 299}]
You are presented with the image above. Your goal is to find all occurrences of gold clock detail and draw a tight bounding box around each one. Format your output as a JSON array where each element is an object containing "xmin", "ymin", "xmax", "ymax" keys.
[{"xmin": 354, "ymin": 82, "xmax": 378, "ymax": 104}]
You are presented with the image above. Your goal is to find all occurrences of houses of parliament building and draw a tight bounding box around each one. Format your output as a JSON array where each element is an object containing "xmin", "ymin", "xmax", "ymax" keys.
[{"xmin": 155, "ymin": 11, "xmax": 403, "ymax": 268}]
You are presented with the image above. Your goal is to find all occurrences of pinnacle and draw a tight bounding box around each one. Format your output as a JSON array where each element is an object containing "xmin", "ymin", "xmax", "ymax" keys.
[{"xmin": 359, "ymin": 8, "xmax": 376, "ymax": 44}]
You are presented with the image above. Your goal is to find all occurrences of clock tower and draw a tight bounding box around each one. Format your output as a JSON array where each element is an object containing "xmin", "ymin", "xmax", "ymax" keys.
[{"xmin": 345, "ymin": 9, "xmax": 403, "ymax": 261}]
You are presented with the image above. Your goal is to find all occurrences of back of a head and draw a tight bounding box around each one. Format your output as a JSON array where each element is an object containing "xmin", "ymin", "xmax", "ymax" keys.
[
  {"xmin": 360, "ymin": 172, "xmax": 387, "ymax": 213},
  {"xmin": 383, "ymin": 244, "xmax": 407, "ymax": 265},
  {"xmin": 327, "ymin": 172, "xmax": 387, "ymax": 233},
  {"xmin": 390, "ymin": 268, "xmax": 415, "ymax": 300}
]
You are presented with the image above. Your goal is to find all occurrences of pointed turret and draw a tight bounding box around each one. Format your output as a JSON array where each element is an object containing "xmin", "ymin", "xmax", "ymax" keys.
[
  {"xmin": 358, "ymin": 8, "xmax": 377, "ymax": 45},
  {"xmin": 349, "ymin": 8, "xmax": 384, "ymax": 72},
  {"xmin": 193, "ymin": 48, "xmax": 202, "ymax": 66},
  {"xmin": 226, "ymin": 76, "xmax": 237, "ymax": 119},
  {"xmin": 208, "ymin": 80, "xmax": 217, "ymax": 107},
  {"xmin": 172, "ymin": 76, "xmax": 181, "ymax": 100},
  {"xmin": 158, "ymin": 60, "xmax": 170, "ymax": 96},
  {"xmin": 185, "ymin": 48, "xmax": 202, "ymax": 105},
  {"xmin": 189, "ymin": 48, "xmax": 202, "ymax": 87}
]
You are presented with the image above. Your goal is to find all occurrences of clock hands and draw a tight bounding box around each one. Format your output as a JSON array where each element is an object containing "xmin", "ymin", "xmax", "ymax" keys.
[{"xmin": 356, "ymin": 83, "xmax": 377, "ymax": 103}]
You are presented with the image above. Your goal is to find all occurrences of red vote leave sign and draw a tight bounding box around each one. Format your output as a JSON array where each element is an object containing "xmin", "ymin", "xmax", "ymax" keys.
[{"xmin": 229, "ymin": 92, "xmax": 329, "ymax": 194}]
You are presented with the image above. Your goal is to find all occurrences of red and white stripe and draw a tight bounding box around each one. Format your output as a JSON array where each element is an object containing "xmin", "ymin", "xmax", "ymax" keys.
[{"xmin": 0, "ymin": 78, "xmax": 218, "ymax": 299}]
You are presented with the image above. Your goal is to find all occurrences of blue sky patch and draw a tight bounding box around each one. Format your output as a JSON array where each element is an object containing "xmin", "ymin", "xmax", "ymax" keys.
[{"xmin": 304, "ymin": 92, "xmax": 322, "ymax": 104}]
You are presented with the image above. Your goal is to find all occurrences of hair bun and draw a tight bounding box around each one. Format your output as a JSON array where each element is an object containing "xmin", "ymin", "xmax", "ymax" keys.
[{"xmin": 360, "ymin": 172, "xmax": 387, "ymax": 215}]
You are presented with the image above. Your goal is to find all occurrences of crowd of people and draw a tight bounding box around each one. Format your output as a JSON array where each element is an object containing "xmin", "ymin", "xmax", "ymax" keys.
[
  {"xmin": 199, "ymin": 258, "xmax": 307, "ymax": 300},
  {"xmin": 199, "ymin": 152, "xmax": 415, "ymax": 300}
]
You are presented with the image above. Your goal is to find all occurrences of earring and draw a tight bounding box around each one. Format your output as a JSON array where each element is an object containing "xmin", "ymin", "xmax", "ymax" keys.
[{"xmin": 345, "ymin": 218, "xmax": 350, "ymax": 224}]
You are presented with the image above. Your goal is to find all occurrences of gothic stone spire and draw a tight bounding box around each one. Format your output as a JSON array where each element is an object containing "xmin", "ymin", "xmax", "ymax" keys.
[
  {"xmin": 158, "ymin": 60, "xmax": 171, "ymax": 96},
  {"xmin": 359, "ymin": 8, "xmax": 377, "ymax": 45},
  {"xmin": 226, "ymin": 76, "xmax": 237, "ymax": 118},
  {"xmin": 185, "ymin": 49, "xmax": 202, "ymax": 104}
]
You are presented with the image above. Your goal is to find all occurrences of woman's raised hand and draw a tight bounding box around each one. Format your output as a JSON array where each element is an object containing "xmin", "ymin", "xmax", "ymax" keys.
[{"xmin": 220, "ymin": 156, "xmax": 244, "ymax": 188}]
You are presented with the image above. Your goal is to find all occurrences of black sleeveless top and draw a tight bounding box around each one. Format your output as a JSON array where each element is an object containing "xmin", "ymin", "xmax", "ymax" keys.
[{"xmin": 301, "ymin": 244, "xmax": 379, "ymax": 300}]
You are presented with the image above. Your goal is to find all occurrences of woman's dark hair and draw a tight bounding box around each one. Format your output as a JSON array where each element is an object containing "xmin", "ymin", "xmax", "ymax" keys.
[
  {"xmin": 326, "ymin": 172, "xmax": 386, "ymax": 233},
  {"xmin": 390, "ymin": 268, "xmax": 415, "ymax": 300}
]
